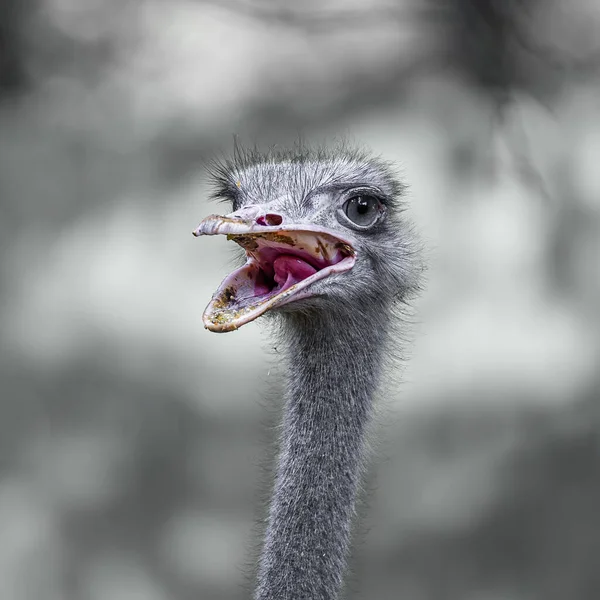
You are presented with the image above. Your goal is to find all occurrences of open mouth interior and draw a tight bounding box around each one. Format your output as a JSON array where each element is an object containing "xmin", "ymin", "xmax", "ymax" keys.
[{"xmin": 204, "ymin": 230, "xmax": 356, "ymax": 331}]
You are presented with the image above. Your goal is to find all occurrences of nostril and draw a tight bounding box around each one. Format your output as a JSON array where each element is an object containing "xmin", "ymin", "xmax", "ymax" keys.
[
  {"xmin": 265, "ymin": 214, "xmax": 283, "ymax": 226},
  {"xmin": 257, "ymin": 214, "xmax": 283, "ymax": 226}
]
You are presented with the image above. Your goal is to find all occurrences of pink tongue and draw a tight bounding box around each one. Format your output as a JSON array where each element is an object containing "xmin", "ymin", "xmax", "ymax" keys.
[{"xmin": 273, "ymin": 255, "xmax": 317, "ymax": 289}]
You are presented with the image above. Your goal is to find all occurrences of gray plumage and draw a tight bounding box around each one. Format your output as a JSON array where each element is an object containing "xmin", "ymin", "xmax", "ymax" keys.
[{"xmin": 207, "ymin": 142, "xmax": 422, "ymax": 600}]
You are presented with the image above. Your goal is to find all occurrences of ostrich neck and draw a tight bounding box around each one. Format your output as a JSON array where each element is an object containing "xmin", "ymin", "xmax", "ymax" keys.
[{"xmin": 255, "ymin": 303, "xmax": 389, "ymax": 600}]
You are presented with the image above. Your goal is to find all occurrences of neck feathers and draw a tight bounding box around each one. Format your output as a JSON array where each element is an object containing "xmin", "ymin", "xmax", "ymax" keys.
[{"xmin": 255, "ymin": 304, "xmax": 390, "ymax": 600}]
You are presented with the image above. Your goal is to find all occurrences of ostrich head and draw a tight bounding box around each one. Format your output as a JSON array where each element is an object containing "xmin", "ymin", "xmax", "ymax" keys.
[{"xmin": 193, "ymin": 144, "xmax": 418, "ymax": 332}]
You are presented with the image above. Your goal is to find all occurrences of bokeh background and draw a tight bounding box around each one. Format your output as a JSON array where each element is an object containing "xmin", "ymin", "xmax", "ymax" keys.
[{"xmin": 1, "ymin": 1, "xmax": 599, "ymax": 599}]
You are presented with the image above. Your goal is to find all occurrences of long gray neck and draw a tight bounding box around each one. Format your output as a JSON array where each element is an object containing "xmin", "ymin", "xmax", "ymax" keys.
[{"xmin": 255, "ymin": 302, "xmax": 390, "ymax": 600}]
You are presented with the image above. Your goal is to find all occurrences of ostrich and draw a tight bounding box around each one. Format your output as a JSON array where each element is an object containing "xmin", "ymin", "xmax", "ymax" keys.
[{"xmin": 193, "ymin": 144, "xmax": 421, "ymax": 600}]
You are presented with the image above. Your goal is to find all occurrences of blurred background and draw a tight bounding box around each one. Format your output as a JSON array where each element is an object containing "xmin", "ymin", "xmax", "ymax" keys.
[{"xmin": 1, "ymin": 1, "xmax": 599, "ymax": 599}]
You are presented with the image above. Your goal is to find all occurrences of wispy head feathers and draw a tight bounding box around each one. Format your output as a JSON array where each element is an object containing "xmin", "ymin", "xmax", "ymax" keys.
[{"xmin": 207, "ymin": 140, "xmax": 407, "ymax": 211}]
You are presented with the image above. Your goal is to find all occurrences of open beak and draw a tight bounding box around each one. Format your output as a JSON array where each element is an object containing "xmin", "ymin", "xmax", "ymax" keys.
[{"xmin": 193, "ymin": 212, "xmax": 357, "ymax": 332}]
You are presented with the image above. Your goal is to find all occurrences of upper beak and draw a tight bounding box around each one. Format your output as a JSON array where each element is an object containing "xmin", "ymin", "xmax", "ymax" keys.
[{"xmin": 193, "ymin": 206, "xmax": 286, "ymax": 238}]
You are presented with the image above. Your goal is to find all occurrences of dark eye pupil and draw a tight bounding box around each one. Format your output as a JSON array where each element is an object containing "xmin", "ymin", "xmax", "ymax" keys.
[{"xmin": 356, "ymin": 197, "xmax": 369, "ymax": 214}]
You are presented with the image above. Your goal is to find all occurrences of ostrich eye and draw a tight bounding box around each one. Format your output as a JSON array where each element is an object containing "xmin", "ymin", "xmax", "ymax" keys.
[{"xmin": 343, "ymin": 195, "xmax": 381, "ymax": 228}]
